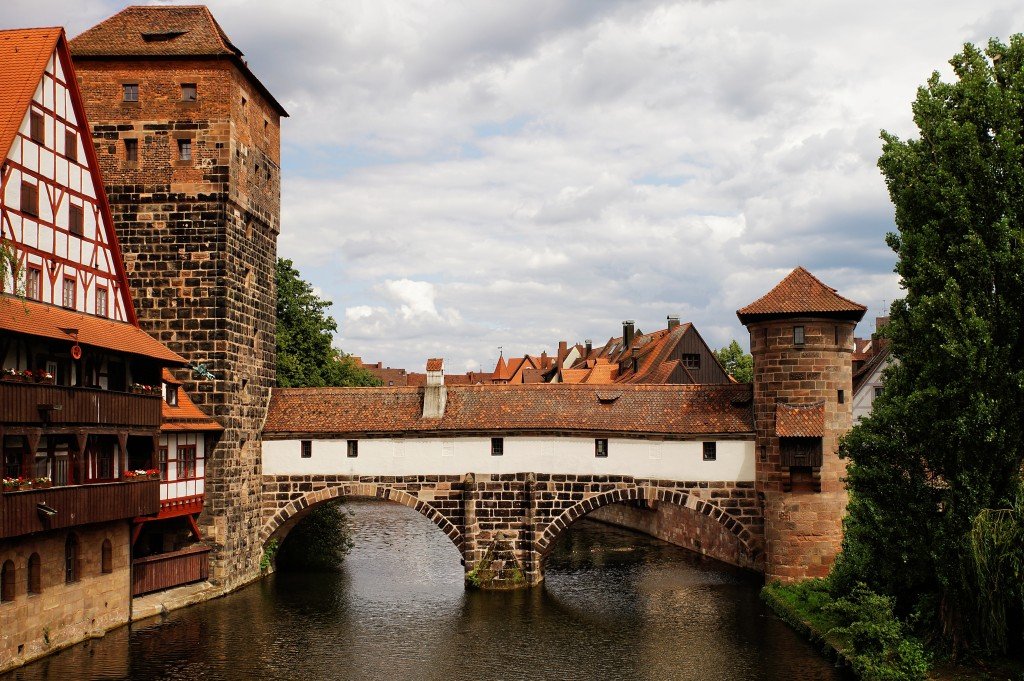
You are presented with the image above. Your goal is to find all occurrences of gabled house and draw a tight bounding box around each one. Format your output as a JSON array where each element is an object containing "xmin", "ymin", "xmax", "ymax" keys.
[{"xmin": 0, "ymin": 26, "xmax": 188, "ymax": 670}]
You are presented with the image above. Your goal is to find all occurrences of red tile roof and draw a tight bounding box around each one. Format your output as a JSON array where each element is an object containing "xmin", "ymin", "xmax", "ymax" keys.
[
  {"xmin": 160, "ymin": 369, "xmax": 222, "ymax": 432},
  {"xmin": 0, "ymin": 27, "xmax": 62, "ymax": 161},
  {"xmin": 1, "ymin": 295, "xmax": 186, "ymax": 364},
  {"xmin": 426, "ymin": 358, "xmax": 443, "ymax": 372},
  {"xmin": 69, "ymin": 6, "xmax": 287, "ymax": 116},
  {"xmin": 775, "ymin": 402, "xmax": 825, "ymax": 437},
  {"xmin": 737, "ymin": 267, "xmax": 866, "ymax": 323},
  {"xmin": 264, "ymin": 383, "xmax": 754, "ymax": 437}
]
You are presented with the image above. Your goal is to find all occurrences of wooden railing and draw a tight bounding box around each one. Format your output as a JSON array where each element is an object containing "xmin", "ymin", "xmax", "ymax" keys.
[
  {"xmin": 0, "ymin": 381, "xmax": 161, "ymax": 428},
  {"xmin": 132, "ymin": 544, "xmax": 211, "ymax": 596},
  {"xmin": 0, "ymin": 479, "xmax": 160, "ymax": 539}
]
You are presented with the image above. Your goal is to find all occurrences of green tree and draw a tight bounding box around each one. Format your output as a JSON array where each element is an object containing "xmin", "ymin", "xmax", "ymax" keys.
[
  {"xmin": 714, "ymin": 340, "xmax": 753, "ymax": 383},
  {"xmin": 275, "ymin": 500, "xmax": 355, "ymax": 571},
  {"xmin": 834, "ymin": 36, "xmax": 1024, "ymax": 656},
  {"xmin": 275, "ymin": 258, "xmax": 380, "ymax": 388}
]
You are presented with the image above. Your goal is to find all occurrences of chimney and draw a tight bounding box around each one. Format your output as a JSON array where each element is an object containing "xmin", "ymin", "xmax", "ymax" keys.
[
  {"xmin": 422, "ymin": 358, "xmax": 447, "ymax": 418},
  {"xmin": 557, "ymin": 341, "xmax": 568, "ymax": 366},
  {"xmin": 540, "ymin": 350, "xmax": 549, "ymax": 368},
  {"xmin": 623, "ymin": 320, "xmax": 635, "ymax": 348},
  {"xmin": 585, "ymin": 339, "xmax": 592, "ymax": 354},
  {"xmin": 631, "ymin": 348, "xmax": 638, "ymax": 374},
  {"xmin": 667, "ymin": 315, "xmax": 680, "ymax": 331}
]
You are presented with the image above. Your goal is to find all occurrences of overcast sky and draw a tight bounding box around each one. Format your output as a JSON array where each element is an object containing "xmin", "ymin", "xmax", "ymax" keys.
[{"xmin": 6, "ymin": 1, "xmax": 1023, "ymax": 373}]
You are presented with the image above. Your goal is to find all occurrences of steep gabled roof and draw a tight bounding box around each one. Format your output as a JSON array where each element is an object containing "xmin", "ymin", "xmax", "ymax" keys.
[
  {"xmin": 737, "ymin": 267, "xmax": 866, "ymax": 324},
  {"xmin": 69, "ymin": 6, "xmax": 288, "ymax": 116},
  {"xmin": 0, "ymin": 28, "xmax": 62, "ymax": 161}
]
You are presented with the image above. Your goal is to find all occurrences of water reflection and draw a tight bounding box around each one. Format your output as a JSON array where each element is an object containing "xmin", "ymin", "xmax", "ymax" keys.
[{"xmin": 6, "ymin": 499, "xmax": 848, "ymax": 681}]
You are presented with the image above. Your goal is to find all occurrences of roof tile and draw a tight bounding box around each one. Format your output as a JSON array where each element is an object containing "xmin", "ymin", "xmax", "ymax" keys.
[
  {"xmin": 775, "ymin": 402, "xmax": 825, "ymax": 437},
  {"xmin": 737, "ymin": 267, "xmax": 866, "ymax": 323}
]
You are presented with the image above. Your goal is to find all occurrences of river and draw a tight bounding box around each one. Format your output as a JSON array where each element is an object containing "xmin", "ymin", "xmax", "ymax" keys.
[{"xmin": 6, "ymin": 499, "xmax": 848, "ymax": 680}]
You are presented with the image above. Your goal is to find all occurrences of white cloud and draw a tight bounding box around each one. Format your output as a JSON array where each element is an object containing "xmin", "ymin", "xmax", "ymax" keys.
[{"xmin": 6, "ymin": 0, "xmax": 1022, "ymax": 368}]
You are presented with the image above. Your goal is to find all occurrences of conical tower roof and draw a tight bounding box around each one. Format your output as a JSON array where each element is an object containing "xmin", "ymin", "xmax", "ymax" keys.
[{"xmin": 737, "ymin": 267, "xmax": 866, "ymax": 324}]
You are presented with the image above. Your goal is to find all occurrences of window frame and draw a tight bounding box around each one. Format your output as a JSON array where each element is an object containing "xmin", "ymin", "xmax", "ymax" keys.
[
  {"xmin": 594, "ymin": 438, "xmax": 608, "ymax": 458},
  {"xmin": 62, "ymin": 275, "xmax": 76, "ymax": 309},
  {"xmin": 68, "ymin": 203, "xmax": 84, "ymax": 236},
  {"xmin": 20, "ymin": 180, "xmax": 38, "ymax": 216},
  {"xmin": 346, "ymin": 440, "xmax": 358, "ymax": 458},
  {"xmin": 124, "ymin": 138, "xmax": 138, "ymax": 164},
  {"xmin": 793, "ymin": 325, "xmax": 806, "ymax": 346},
  {"xmin": 301, "ymin": 440, "xmax": 312, "ymax": 458},
  {"xmin": 180, "ymin": 83, "xmax": 197, "ymax": 102},
  {"xmin": 177, "ymin": 138, "xmax": 192, "ymax": 161},
  {"xmin": 175, "ymin": 444, "xmax": 197, "ymax": 480},
  {"xmin": 26, "ymin": 264, "xmax": 43, "ymax": 301},
  {"xmin": 681, "ymin": 353, "xmax": 701, "ymax": 370},
  {"xmin": 29, "ymin": 110, "xmax": 44, "ymax": 144},
  {"xmin": 122, "ymin": 83, "xmax": 139, "ymax": 102},
  {"xmin": 64, "ymin": 129, "xmax": 77, "ymax": 162},
  {"xmin": 703, "ymin": 441, "xmax": 717, "ymax": 462},
  {"xmin": 95, "ymin": 285, "xmax": 108, "ymax": 317},
  {"xmin": 490, "ymin": 437, "xmax": 504, "ymax": 456},
  {"xmin": 64, "ymin": 534, "xmax": 79, "ymax": 584}
]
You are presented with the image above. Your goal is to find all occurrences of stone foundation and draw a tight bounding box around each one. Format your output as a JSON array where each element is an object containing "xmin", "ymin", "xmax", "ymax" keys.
[{"xmin": 0, "ymin": 522, "xmax": 131, "ymax": 673}]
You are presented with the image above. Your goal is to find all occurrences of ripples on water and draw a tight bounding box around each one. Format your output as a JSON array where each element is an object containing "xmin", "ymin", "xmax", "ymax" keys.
[{"xmin": 7, "ymin": 500, "xmax": 849, "ymax": 681}]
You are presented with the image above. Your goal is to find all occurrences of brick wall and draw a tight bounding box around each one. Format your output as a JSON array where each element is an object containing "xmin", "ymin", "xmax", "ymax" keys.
[
  {"xmin": 748, "ymin": 318, "xmax": 856, "ymax": 581},
  {"xmin": 0, "ymin": 522, "xmax": 131, "ymax": 673},
  {"xmin": 74, "ymin": 57, "xmax": 281, "ymax": 590}
]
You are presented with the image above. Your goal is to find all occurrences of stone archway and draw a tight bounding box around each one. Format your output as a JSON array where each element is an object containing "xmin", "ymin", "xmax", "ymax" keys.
[
  {"xmin": 534, "ymin": 485, "xmax": 761, "ymax": 570},
  {"xmin": 261, "ymin": 482, "xmax": 465, "ymax": 555}
]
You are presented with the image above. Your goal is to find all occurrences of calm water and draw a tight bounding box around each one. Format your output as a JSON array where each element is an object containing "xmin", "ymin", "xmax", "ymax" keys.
[{"xmin": 7, "ymin": 500, "xmax": 847, "ymax": 681}]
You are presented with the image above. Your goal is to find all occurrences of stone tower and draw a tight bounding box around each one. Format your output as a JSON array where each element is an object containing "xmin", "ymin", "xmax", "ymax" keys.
[
  {"xmin": 70, "ymin": 7, "xmax": 287, "ymax": 590},
  {"xmin": 737, "ymin": 267, "xmax": 866, "ymax": 582}
]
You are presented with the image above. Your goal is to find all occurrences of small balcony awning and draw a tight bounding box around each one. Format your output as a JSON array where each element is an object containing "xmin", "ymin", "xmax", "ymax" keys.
[
  {"xmin": 1, "ymin": 296, "xmax": 185, "ymax": 364},
  {"xmin": 775, "ymin": 402, "xmax": 825, "ymax": 437}
]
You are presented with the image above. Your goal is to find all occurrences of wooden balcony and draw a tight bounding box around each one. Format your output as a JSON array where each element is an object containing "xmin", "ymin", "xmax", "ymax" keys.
[
  {"xmin": 0, "ymin": 381, "xmax": 161, "ymax": 429},
  {"xmin": 0, "ymin": 479, "xmax": 160, "ymax": 539},
  {"xmin": 132, "ymin": 544, "xmax": 211, "ymax": 596}
]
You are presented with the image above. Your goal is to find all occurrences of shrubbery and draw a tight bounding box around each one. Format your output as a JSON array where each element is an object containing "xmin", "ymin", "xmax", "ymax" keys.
[{"xmin": 275, "ymin": 500, "xmax": 355, "ymax": 571}]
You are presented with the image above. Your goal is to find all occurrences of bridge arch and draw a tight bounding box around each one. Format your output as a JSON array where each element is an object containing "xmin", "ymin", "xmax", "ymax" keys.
[
  {"xmin": 261, "ymin": 483, "xmax": 465, "ymax": 555},
  {"xmin": 533, "ymin": 486, "xmax": 761, "ymax": 568}
]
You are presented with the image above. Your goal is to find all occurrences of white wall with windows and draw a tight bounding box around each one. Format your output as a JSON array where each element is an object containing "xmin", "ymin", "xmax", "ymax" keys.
[
  {"xmin": 263, "ymin": 434, "xmax": 755, "ymax": 481},
  {"xmin": 157, "ymin": 432, "xmax": 206, "ymax": 501}
]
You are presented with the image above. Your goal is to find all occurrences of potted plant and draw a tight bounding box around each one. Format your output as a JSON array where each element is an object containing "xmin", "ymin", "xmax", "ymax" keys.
[
  {"xmin": 2, "ymin": 477, "xmax": 28, "ymax": 492},
  {"xmin": 1, "ymin": 368, "xmax": 19, "ymax": 382},
  {"xmin": 32, "ymin": 369, "xmax": 54, "ymax": 384},
  {"xmin": 32, "ymin": 477, "xmax": 52, "ymax": 489},
  {"xmin": 146, "ymin": 468, "xmax": 161, "ymax": 480}
]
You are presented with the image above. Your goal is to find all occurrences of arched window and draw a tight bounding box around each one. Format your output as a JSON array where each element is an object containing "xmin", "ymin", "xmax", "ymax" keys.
[
  {"xmin": 101, "ymin": 539, "xmax": 113, "ymax": 574},
  {"xmin": 1, "ymin": 560, "xmax": 15, "ymax": 602},
  {"xmin": 65, "ymin": 534, "xmax": 79, "ymax": 583},
  {"xmin": 28, "ymin": 553, "xmax": 41, "ymax": 595}
]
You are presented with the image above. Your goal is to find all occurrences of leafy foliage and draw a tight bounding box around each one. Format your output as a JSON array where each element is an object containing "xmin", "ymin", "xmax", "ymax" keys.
[
  {"xmin": 835, "ymin": 36, "xmax": 1024, "ymax": 656},
  {"xmin": 275, "ymin": 258, "xmax": 380, "ymax": 388},
  {"xmin": 275, "ymin": 501, "xmax": 355, "ymax": 572},
  {"xmin": 713, "ymin": 340, "xmax": 753, "ymax": 383},
  {"xmin": 0, "ymin": 239, "xmax": 23, "ymax": 296}
]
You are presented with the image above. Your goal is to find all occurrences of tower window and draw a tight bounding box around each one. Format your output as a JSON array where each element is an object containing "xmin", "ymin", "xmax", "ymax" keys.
[
  {"xmin": 346, "ymin": 440, "xmax": 358, "ymax": 458},
  {"xmin": 124, "ymin": 138, "xmax": 138, "ymax": 163},
  {"xmin": 793, "ymin": 326, "xmax": 805, "ymax": 346},
  {"xmin": 69, "ymin": 204, "xmax": 84, "ymax": 236},
  {"xmin": 122, "ymin": 83, "xmax": 138, "ymax": 102},
  {"xmin": 30, "ymin": 111, "xmax": 44, "ymax": 143},
  {"xmin": 181, "ymin": 83, "xmax": 197, "ymax": 102},
  {"xmin": 595, "ymin": 438, "xmax": 608, "ymax": 458},
  {"xmin": 838, "ymin": 389, "xmax": 845, "ymax": 404},
  {"xmin": 301, "ymin": 440, "xmax": 312, "ymax": 458},
  {"xmin": 703, "ymin": 441, "xmax": 717, "ymax": 461},
  {"xmin": 65, "ymin": 130, "xmax": 77, "ymax": 161},
  {"xmin": 178, "ymin": 138, "xmax": 192, "ymax": 161},
  {"xmin": 491, "ymin": 437, "xmax": 503, "ymax": 456}
]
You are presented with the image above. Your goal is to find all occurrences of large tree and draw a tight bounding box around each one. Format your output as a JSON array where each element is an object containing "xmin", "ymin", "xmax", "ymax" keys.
[
  {"xmin": 275, "ymin": 258, "xmax": 379, "ymax": 388},
  {"xmin": 713, "ymin": 340, "xmax": 753, "ymax": 383},
  {"xmin": 834, "ymin": 36, "xmax": 1024, "ymax": 654}
]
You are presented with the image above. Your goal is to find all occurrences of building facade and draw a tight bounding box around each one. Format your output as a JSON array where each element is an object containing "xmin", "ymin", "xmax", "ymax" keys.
[
  {"xmin": 70, "ymin": 6, "xmax": 287, "ymax": 590},
  {"xmin": 0, "ymin": 27, "xmax": 181, "ymax": 671}
]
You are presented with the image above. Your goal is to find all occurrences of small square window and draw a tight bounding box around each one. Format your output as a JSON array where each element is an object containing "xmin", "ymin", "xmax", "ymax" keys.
[
  {"xmin": 95, "ymin": 286, "xmax": 108, "ymax": 317},
  {"xmin": 65, "ymin": 130, "xmax": 77, "ymax": 161},
  {"xmin": 595, "ymin": 438, "xmax": 608, "ymax": 458},
  {"xmin": 178, "ymin": 138, "xmax": 192, "ymax": 161},
  {"xmin": 703, "ymin": 441, "xmax": 717, "ymax": 461},
  {"xmin": 124, "ymin": 138, "xmax": 138, "ymax": 163},
  {"xmin": 491, "ymin": 437, "xmax": 503, "ymax": 456},
  {"xmin": 123, "ymin": 83, "xmax": 138, "ymax": 102},
  {"xmin": 682, "ymin": 353, "xmax": 700, "ymax": 370},
  {"xmin": 874, "ymin": 386, "xmax": 884, "ymax": 399},
  {"xmin": 181, "ymin": 83, "xmax": 197, "ymax": 102},
  {"xmin": 30, "ymin": 111, "xmax": 44, "ymax": 143},
  {"xmin": 838, "ymin": 389, "xmax": 845, "ymax": 404},
  {"xmin": 346, "ymin": 440, "xmax": 358, "ymax": 458},
  {"xmin": 69, "ymin": 204, "xmax": 84, "ymax": 236},
  {"xmin": 793, "ymin": 326, "xmax": 805, "ymax": 346},
  {"xmin": 301, "ymin": 440, "xmax": 312, "ymax": 458},
  {"xmin": 20, "ymin": 181, "xmax": 38, "ymax": 216}
]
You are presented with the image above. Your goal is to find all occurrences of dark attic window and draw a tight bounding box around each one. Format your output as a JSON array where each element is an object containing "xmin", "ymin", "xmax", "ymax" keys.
[
  {"xmin": 181, "ymin": 83, "xmax": 197, "ymax": 102},
  {"xmin": 793, "ymin": 325, "xmax": 806, "ymax": 346},
  {"xmin": 141, "ymin": 31, "xmax": 187, "ymax": 42}
]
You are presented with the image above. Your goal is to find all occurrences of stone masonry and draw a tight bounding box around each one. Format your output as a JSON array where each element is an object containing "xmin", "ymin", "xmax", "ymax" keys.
[
  {"xmin": 261, "ymin": 473, "xmax": 763, "ymax": 587},
  {"xmin": 72, "ymin": 52, "xmax": 283, "ymax": 591}
]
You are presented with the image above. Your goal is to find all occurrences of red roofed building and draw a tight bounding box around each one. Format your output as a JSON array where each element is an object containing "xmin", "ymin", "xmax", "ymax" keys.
[{"xmin": 0, "ymin": 26, "xmax": 191, "ymax": 671}]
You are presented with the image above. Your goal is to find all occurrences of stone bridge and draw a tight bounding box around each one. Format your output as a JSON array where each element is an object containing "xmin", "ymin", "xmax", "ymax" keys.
[{"xmin": 261, "ymin": 472, "xmax": 762, "ymax": 587}]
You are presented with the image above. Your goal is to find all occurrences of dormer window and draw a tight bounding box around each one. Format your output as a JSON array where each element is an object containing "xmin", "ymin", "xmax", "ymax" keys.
[
  {"xmin": 793, "ymin": 326, "xmax": 805, "ymax": 346},
  {"xmin": 164, "ymin": 383, "xmax": 178, "ymax": 406}
]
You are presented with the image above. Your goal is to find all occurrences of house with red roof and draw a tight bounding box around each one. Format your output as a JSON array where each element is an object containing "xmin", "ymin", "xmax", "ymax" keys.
[{"xmin": 0, "ymin": 26, "xmax": 197, "ymax": 671}]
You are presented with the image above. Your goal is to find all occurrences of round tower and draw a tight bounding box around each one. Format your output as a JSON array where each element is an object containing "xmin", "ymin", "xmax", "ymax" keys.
[{"xmin": 737, "ymin": 267, "xmax": 866, "ymax": 582}]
